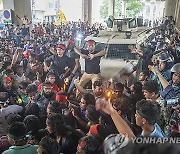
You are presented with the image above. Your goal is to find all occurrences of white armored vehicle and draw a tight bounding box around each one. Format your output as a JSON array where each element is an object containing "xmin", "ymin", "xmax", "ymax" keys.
[
  {"xmin": 82, "ymin": 17, "xmax": 155, "ymax": 82},
  {"xmin": 85, "ymin": 17, "xmax": 154, "ymax": 60}
]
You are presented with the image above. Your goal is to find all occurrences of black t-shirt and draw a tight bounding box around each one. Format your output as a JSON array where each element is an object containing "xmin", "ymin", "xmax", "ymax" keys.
[
  {"xmin": 81, "ymin": 49, "xmax": 102, "ymax": 74},
  {"xmin": 45, "ymin": 54, "xmax": 73, "ymax": 75},
  {"xmin": 66, "ymin": 50, "xmax": 81, "ymax": 73}
]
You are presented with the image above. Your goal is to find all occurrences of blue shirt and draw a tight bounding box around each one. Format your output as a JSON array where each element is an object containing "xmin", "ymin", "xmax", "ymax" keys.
[
  {"xmin": 141, "ymin": 123, "xmax": 166, "ymax": 138},
  {"xmin": 160, "ymin": 81, "xmax": 180, "ymax": 100}
]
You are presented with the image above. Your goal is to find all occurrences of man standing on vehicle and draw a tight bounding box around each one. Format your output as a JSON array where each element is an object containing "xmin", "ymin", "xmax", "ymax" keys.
[{"xmin": 74, "ymin": 40, "xmax": 106, "ymax": 89}]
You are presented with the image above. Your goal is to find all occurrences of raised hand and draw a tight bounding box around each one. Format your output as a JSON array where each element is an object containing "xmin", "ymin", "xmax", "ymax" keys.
[
  {"xmin": 96, "ymin": 98, "xmax": 115, "ymax": 115},
  {"xmin": 148, "ymin": 65, "xmax": 158, "ymax": 74}
]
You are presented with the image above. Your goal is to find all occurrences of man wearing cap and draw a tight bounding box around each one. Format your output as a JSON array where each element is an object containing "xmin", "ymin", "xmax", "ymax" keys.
[
  {"xmin": 74, "ymin": 40, "xmax": 106, "ymax": 90},
  {"xmin": 44, "ymin": 44, "xmax": 73, "ymax": 87}
]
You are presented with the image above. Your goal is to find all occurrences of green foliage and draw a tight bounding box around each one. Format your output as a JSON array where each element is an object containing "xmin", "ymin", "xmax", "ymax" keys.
[
  {"xmin": 100, "ymin": 0, "xmax": 109, "ymax": 19},
  {"xmin": 100, "ymin": 0, "xmax": 144, "ymax": 19},
  {"xmin": 126, "ymin": 0, "xmax": 143, "ymax": 17}
]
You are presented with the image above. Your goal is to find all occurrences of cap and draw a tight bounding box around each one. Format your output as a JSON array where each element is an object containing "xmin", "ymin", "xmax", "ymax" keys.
[
  {"xmin": 57, "ymin": 44, "xmax": 66, "ymax": 50},
  {"xmin": 171, "ymin": 63, "xmax": 180, "ymax": 73},
  {"xmin": 3, "ymin": 77, "xmax": 12, "ymax": 83}
]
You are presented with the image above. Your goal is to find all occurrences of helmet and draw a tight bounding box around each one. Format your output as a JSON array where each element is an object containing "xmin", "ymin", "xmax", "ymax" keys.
[
  {"xmin": 171, "ymin": 63, "xmax": 180, "ymax": 73},
  {"xmin": 103, "ymin": 133, "xmax": 129, "ymax": 154}
]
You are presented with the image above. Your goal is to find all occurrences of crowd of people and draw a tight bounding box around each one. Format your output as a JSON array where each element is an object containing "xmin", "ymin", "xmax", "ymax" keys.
[{"xmin": 0, "ymin": 15, "xmax": 179, "ymax": 154}]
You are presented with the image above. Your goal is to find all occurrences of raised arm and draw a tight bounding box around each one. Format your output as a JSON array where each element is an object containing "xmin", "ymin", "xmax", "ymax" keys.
[
  {"xmin": 97, "ymin": 98, "xmax": 135, "ymax": 139},
  {"xmin": 74, "ymin": 47, "xmax": 89, "ymax": 59},
  {"xmin": 148, "ymin": 65, "xmax": 169, "ymax": 89},
  {"xmin": 74, "ymin": 78, "xmax": 87, "ymax": 94}
]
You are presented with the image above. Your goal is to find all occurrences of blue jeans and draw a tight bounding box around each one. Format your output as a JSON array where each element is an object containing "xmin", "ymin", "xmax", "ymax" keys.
[{"xmin": 67, "ymin": 72, "xmax": 80, "ymax": 94}]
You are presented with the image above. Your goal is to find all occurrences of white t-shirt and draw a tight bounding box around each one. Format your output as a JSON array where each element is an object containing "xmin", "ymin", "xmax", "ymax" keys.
[{"xmin": 0, "ymin": 105, "xmax": 23, "ymax": 136}]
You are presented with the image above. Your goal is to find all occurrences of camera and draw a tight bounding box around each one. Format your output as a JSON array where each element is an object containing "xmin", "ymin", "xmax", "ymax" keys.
[{"xmin": 164, "ymin": 97, "xmax": 180, "ymax": 107}]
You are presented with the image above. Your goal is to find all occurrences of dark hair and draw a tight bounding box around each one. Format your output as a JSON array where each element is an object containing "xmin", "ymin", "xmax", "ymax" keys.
[
  {"xmin": 43, "ymin": 81, "xmax": 53, "ymax": 87},
  {"xmin": 5, "ymin": 69, "xmax": 14, "ymax": 75},
  {"xmin": 136, "ymin": 99, "xmax": 160, "ymax": 125},
  {"xmin": 23, "ymin": 115, "xmax": 39, "ymax": 133},
  {"xmin": 47, "ymin": 72, "xmax": 56, "ymax": 78},
  {"xmin": 19, "ymin": 81, "xmax": 29, "ymax": 89},
  {"xmin": 4, "ymin": 54, "xmax": 10, "ymax": 58},
  {"xmin": 93, "ymin": 80, "xmax": 102, "ymax": 89},
  {"xmin": 114, "ymin": 82, "xmax": 124, "ymax": 93},
  {"xmin": 13, "ymin": 64, "xmax": 23, "ymax": 74},
  {"xmin": 39, "ymin": 136, "xmax": 59, "ymax": 154},
  {"xmin": 24, "ymin": 103, "xmax": 40, "ymax": 118},
  {"xmin": 2, "ymin": 61, "xmax": 11, "ymax": 70},
  {"xmin": 8, "ymin": 122, "xmax": 27, "ymax": 140},
  {"xmin": 48, "ymin": 100, "xmax": 62, "ymax": 114},
  {"xmin": 133, "ymin": 82, "xmax": 143, "ymax": 93},
  {"xmin": 143, "ymin": 80, "xmax": 159, "ymax": 94},
  {"xmin": 46, "ymin": 113, "xmax": 66, "ymax": 136},
  {"xmin": 26, "ymin": 84, "xmax": 38, "ymax": 93},
  {"xmin": 86, "ymin": 105, "xmax": 100, "ymax": 123},
  {"xmin": 82, "ymin": 93, "xmax": 96, "ymax": 106},
  {"xmin": 141, "ymin": 70, "xmax": 150, "ymax": 77},
  {"xmin": 78, "ymin": 135, "xmax": 100, "ymax": 154},
  {"xmin": 6, "ymin": 114, "xmax": 23, "ymax": 125},
  {"xmin": 30, "ymin": 53, "xmax": 37, "ymax": 59},
  {"xmin": 112, "ymin": 97, "xmax": 130, "ymax": 116}
]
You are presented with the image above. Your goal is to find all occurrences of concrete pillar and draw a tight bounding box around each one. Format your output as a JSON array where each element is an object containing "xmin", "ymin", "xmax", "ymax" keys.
[
  {"xmin": 108, "ymin": 0, "xmax": 115, "ymax": 17},
  {"xmin": 2, "ymin": 0, "xmax": 32, "ymax": 25},
  {"xmin": 88, "ymin": 0, "xmax": 92, "ymax": 22},
  {"xmin": 82, "ymin": 0, "xmax": 92, "ymax": 23},
  {"xmin": 164, "ymin": 0, "xmax": 177, "ymax": 17},
  {"xmin": 174, "ymin": 0, "xmax": 180, "ymax": 30},
  {"xmin": 121, "ymin": 0, "xmax": 127, "ymax": 18},
  {"xmin": 14, "ymin": 0, "xmax": 32, "ymax": 25},
  {"xmin": 2, "ymin": 0, "xmax": 15, "ymax": 10}
]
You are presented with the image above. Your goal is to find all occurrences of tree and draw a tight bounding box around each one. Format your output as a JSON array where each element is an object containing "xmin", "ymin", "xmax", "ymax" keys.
[
  {"xmin": 100, "ymin": 0, "xmax": 109, "ymax": 19},
  {"xmin": 126, "ymin": 0, "xmax": 143, "ymax": 17},
  {"xmin": 100, "ymin": 0, "xmax": 122, "ymax": 19},
  {"xmin": 100, "ymin": 0, "xmax": 144, "ymax": 19}
]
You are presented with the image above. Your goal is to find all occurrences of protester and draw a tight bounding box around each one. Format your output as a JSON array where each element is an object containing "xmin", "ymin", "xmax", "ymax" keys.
[{"xmin": 0, "ymin": 16, "xmax": 179, "ymax": 153}]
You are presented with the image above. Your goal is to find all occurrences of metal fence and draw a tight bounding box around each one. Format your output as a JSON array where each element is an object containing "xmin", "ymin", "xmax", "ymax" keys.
[{"xmin": 106, "ymin": 44, "xmax": 137, "ymax": 60}]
